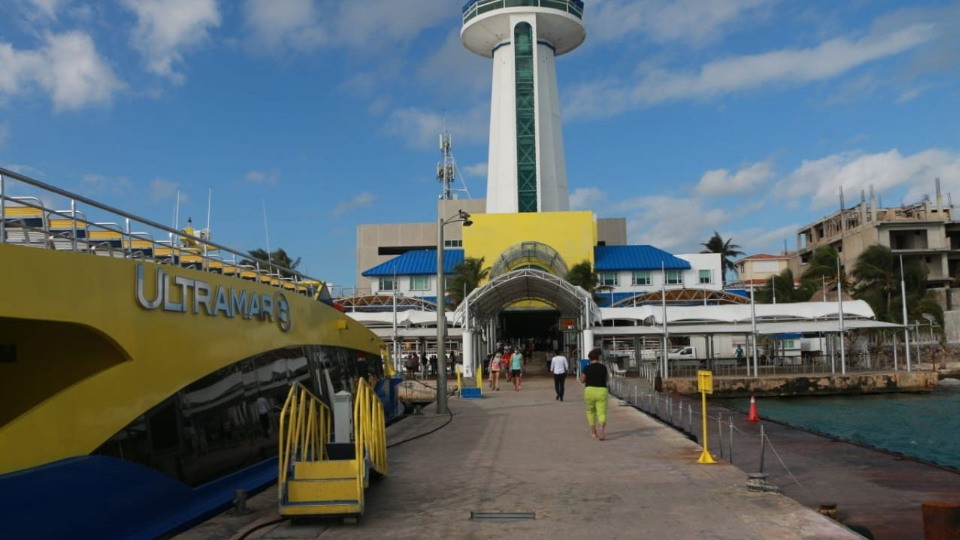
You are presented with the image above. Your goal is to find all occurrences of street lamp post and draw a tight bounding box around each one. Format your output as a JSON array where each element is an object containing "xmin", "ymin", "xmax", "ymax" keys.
[{"xmin": 436, "ymin": 209, "xmax": 472, "ymax": 415}]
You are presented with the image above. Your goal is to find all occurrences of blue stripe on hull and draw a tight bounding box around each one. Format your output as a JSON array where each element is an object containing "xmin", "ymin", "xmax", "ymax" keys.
[{"xmin": 0, "ymin": 455, "xmax": 277, "ymax": 540}]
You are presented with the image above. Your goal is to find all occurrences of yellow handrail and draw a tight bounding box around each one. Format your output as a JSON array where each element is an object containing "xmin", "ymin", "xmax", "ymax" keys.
[
  {"xmin": 382, "ymin": 346, "xmax": 396, "ymax": 378},
  {"xmin": 278, "ymin": 383, "xmax": 331, "ymax": 505},
  {"xmin": 353, "ymin": 378, "xmax": 388, "ymax": 508}
]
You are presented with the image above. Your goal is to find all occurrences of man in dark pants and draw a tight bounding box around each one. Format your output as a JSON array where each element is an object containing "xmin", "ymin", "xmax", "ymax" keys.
[{"xmin": 549, "ymin": 349, "xmax": 569, "ymax": 401}]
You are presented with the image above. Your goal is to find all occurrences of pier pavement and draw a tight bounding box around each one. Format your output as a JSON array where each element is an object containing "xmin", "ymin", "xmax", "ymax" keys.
[{"xmin": 179, "ymin": 376, "xmax": 860, "ymax": 540}]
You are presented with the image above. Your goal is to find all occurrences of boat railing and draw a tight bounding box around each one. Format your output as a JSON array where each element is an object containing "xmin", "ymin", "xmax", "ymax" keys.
[
  {"xmin": 277, "ymin": 383, "xmax": 332, "ymax": 505},
  {"xmin": 353, "ymin": 377, "xmax": 388, "ymax": 492},
  {"xmin": 0, "ymin": 167, "xmax": 325, "ymax": 297}
]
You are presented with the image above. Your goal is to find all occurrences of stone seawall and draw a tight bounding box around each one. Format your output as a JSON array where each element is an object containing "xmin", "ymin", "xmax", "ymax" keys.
[{"xmin": 664, "ymin": 371, "xmax": 939, "ymax": 397}]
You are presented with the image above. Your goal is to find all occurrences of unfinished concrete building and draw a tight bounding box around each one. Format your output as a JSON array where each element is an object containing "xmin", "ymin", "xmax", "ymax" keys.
[{"xmin": 794, "ymin": 180, "xmax": 959, "ymax": 292}]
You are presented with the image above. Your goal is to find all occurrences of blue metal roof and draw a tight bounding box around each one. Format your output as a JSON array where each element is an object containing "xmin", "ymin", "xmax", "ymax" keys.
[
  {"xmin": 593, "ymin": 246, "xmax": 691, "ymax": 271},
  {"xmin": 362, "ymin": 249, "xmax": 465, "ymax": 277}
]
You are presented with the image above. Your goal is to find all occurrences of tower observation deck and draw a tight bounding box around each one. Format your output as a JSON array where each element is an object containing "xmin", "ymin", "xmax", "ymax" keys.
[{"xmin": 461, "ymin": 0, "xmax": 586, "ymax": 214}]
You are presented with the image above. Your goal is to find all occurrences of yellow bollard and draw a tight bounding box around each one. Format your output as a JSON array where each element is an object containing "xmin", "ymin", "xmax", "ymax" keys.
[{"xmin": 697, "ymin": 370, "xmax": 716, "ymax": 464}]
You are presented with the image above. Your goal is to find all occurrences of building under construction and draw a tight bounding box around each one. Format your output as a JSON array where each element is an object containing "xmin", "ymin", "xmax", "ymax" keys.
[{"xmin": 794, "ymin": 180, "xmax": 960, "ymax": 292}]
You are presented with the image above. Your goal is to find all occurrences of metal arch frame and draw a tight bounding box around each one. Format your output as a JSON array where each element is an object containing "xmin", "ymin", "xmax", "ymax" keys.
[
  {"xmin": 336, "ymin": 294, "xmax": 439, "ymax": 312},
  {"xmin": 453, "ymin": 268, "xmax": 601, "ymax": 328},
  {"xmin": 611, "ymin": 289, "xmax": 751, "ymax": 307},
  {"xmin": 489, "ymin": 241, "xmax": 569, "ymax": 279}
]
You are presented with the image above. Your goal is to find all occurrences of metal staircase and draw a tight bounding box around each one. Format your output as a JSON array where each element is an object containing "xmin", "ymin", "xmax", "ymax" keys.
[{"xmin": 277, "ymin": 380, "xmax": 387, "ymax": 518}]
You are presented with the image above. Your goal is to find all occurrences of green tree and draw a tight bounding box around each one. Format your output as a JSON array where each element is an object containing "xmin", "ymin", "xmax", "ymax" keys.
[
  {"xmin": 756, "ymin": 268, "xmax": 814, "ymax": 303},
  {"xmin": 799, "ymin": 245, "xmax": 851, "ymax": 296},
  {"xmin": 565, "ymin": 260, "xmax": 611, "ymax": 303},
  {"xmin": 850, "ymin": 245, "xmax": 937, "ymax": 327},
  {"xmin": 447, "ymin": 256, "xmax": 490, "ymax": 306},
  {"xmin": 850, "ymin": 245, "xmax": 899, "ymax": 321},
  {"xmin": 241, "ymin": 248, "xmax": 301, "ymax": 278},
  {"xmin": 700, "ymin": 231, "xmax": 744, "ymax": 287}
]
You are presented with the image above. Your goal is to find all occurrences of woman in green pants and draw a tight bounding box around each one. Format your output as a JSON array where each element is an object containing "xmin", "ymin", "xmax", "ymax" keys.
[{"xmin": 579, "ymin": 348, "xmax": 609, "ymax": 440}]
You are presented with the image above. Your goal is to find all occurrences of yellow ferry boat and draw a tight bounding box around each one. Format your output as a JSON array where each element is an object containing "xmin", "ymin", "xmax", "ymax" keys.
[{"xmin": 0, "ymin": 168, "xmax": 400, "ymax": 539}]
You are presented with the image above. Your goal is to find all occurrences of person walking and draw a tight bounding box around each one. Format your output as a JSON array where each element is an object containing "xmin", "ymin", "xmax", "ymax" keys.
[
  {"xmin": 510, "ymin": 347, "xmax": 524, "ymax": 391},
  {"xmin": 579, "ymin": 348, "xmax": 609, "ymax": 440},
  {"xmin": 501, "ymin": 348, "xmax": 513, "ymax": 382},
  {"xmin": 488, "ymin": 351, "xmax": 502, "ymax": 391},
  {"xmin": 550, "ymin": 349, "xmax": 568, "ymax": 401}
]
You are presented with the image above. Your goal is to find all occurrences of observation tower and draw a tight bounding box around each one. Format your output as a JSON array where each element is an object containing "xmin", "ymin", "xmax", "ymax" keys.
[{"xmin": 461, "ymin": 0, "xmax": 586, "ymax": 214}]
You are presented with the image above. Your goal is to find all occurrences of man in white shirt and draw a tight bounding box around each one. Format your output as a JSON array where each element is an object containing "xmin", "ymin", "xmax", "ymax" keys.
[{"xmin": 549, "ymin": 350, "xmax": 569, "ymax": 401}]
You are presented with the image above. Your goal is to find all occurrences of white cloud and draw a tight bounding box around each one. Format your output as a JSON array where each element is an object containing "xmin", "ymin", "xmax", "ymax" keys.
[
  {"xmin": 614, "ymin": 195, "xmax": 731, "ymax": 252},
  {"xmin": 565, "ymin": 23, "xmax": 935, "ymax": 119},
  {"xmin": 332, "ymin": 192, "xmax": 375, "ymax": 219},
  {"xmin": 462, "ymin": 163, "xmax": 487, "ymax": 179},
  {"xmin": 242, "ymin": 0, "xmax": 449, "ymax": 54},
  {"xmin": 25, "ymin": 0, "xmax": 68, "ymax": 20},
  {"xmin": 242, "ymin": 0, "xmax": 326, "ymax": 52},
  {"xmin": 0, "ymin": 121, "xmax": 9, "ymax": 148},
  {"xmin": 778, "ymin": 148, "xmax": 960, "ymax": 210},
  {"xmin": 695, "ymin": 161, "xmax": 773, "ymax": 196},
  {"xmin": 81, "ymin": 173, "xmax": 131, "ymax": 195},
  {"xmin": 570, "ymin": 187, "xmax": 606, "ymax": 210},
  {"xmin": 122, "ymin": 0, "xmax": 220, "ymax": 83},
  {"xmin": 335, "ymin": 0, "xmax": 449, "ymax": 48},
  {"xmin": 589, "ymin": 0, "xmax": 777, "ymax": 47},
  {"xmin": 149, "ymin": 177, "xmax": 181, "ymax": 202},
  {"xmin": 734, "ymin": 223, "xmax": 800, "ymax": 256},
  {"xmin": 896, "ymin": 86, "xmax": 928, "ymax": 103},
  {"xmin": 382, "ymin": 106, "xmax": 488, "ymax": 149},
  {"xmin": 244, "ymin": 170, "xmax": 279, "ymax": 186},
  {"xmin": 0, "ymin": 31, "xmax": 123, "ymax": 111},
  {"xmin": 418, "ymin": 30, "xmax": 490, "ymax": 94}
]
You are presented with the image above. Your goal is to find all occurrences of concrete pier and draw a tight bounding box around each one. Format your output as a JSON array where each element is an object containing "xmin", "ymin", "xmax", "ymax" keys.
[{"xmin": 178, "ymin": 377, "xmax": 861, "ymax": 539}]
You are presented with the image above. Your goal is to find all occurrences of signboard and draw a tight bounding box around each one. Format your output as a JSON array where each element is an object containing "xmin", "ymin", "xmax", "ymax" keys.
[
  {"xmin": 697, "ymin": 370, "xmax": 713, "ymax": 394},
  {"xmin": 558, "ymin": 317, "xmax": 577, "ymax": 331}
]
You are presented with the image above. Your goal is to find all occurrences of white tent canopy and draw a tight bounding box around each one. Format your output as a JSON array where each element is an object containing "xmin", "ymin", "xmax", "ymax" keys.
[
  {"xmin": 599, "ymin": 300, "xmax": 880, "ymax": 326},
  {"xmin": 348, "ymin": 310, "xmax": 450, "ymax": 328}
]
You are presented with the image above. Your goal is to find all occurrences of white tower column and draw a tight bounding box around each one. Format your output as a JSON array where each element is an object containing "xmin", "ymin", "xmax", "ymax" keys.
[{"xmin": 462, "ymin": 2, "xmax": 585, "ymax": 214}]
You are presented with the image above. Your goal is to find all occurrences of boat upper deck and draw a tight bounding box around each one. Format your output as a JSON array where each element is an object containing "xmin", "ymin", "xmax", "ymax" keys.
[{"xmin": 0, "ymin": 167, "xmax": 326, "ymax": 297}]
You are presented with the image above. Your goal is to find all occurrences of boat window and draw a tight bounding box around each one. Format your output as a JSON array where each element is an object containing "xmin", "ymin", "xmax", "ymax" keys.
[{"xmin": 92, "ymin": 344, "xmax": 380, "ymax": 488}]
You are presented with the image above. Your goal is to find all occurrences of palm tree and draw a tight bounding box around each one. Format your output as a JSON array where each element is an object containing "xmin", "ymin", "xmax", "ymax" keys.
[
  {"xmin": 565, "ymin": 260, "xmax": 610, "ymax": 303},
  {"xmin": 447, "ymin": 257, "xmax": 490, "ymax": 306},
  {"xmin": 799, "ymin": 245, "xmax": 851, "ymax": 297},
  {"xmin": 240, "ymin": 248, "xmax": 301, "ymax": 278},
  {"xmin": 700, "ymin": 231, "xmax": 744, "ymax": 287},
  {"xmin": 850, "ymin": 245, "xmax": 898, "ymax": 321},
  {"xmin": 851, "ymin": 245, "xmax": 936, "ymax": 326},
  {"xmin": 757, "ymin": 268, "xmax": 813, "ymax": 303}
]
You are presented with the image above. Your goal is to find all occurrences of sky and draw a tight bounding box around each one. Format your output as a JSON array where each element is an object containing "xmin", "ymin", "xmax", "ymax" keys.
[{"xmin": 1, "ymin": 0, "xmax": 958, "ymax": 290}]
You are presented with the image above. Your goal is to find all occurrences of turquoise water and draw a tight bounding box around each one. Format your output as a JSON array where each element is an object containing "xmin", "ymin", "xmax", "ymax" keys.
[{"xmin": 722, "ymin": 380, "xmax": 960, "ymax": 470}]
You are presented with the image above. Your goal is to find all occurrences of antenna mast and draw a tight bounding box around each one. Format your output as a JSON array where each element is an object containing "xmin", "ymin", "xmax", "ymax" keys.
[
  {"xmin": 437, "ymin": 125, "xmax": 471, "ymax": 200},
  {"xmin": 438, "ymin": 131, "xmax": 455, "ymax": 200}
]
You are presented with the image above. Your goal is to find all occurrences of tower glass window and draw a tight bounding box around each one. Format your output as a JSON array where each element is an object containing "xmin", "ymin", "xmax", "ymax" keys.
[
  {"xmin": 378, "ymin": 276, "xmax": 395, "ymax": 291},
  {"xmin": 514, "ymin": 22, "xmax": 537, "ymax": 213},
  {"xmin": 666, "ymin": 270, "xmax": 682, "ymax": 285},
  {"xmin": 699, "ymin": 270, "xmax": 712, "ymax": 284}
]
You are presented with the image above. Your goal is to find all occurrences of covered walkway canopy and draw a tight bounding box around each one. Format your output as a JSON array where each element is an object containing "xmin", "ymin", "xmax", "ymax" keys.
[{"xmin": 453, "ymin": 268, "xmax": 601, "ymax": 326}]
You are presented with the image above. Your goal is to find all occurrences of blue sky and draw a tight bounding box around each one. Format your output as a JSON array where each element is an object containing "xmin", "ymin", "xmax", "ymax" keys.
[{"xmin": 1, "ymin": 0, "xmax": 958, "ymax": 289}]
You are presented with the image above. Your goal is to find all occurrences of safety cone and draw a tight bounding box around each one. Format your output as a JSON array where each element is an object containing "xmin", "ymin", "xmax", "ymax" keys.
[{"xmin": 747, "ymin": 395, "xmax": 760, "ymax": 422}]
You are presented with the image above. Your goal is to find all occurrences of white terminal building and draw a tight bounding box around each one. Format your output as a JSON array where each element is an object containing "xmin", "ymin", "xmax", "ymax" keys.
[{"xmin": 344, "ymin": 0, "xmax": 886, "ymax": 379}]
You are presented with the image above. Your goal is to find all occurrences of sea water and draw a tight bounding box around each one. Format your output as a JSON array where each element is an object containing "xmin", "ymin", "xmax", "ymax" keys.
[{"xmin": 723, "ymin": 380, "xmax": 960, "ymax": 470}]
